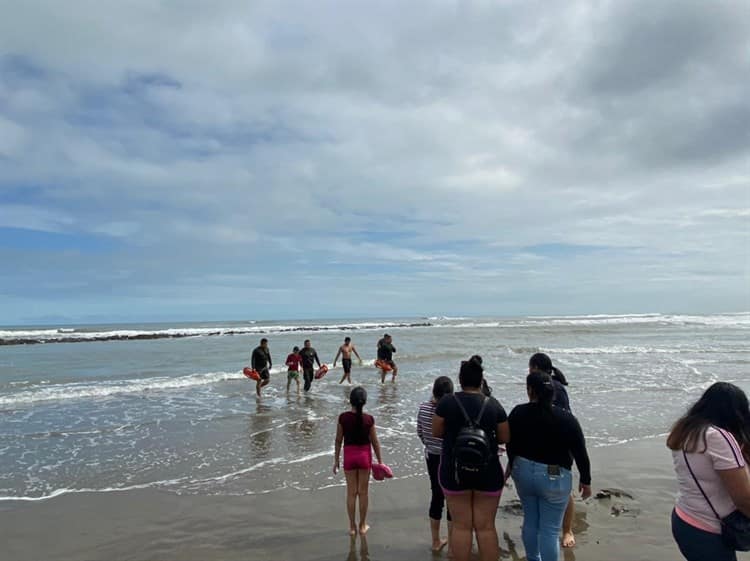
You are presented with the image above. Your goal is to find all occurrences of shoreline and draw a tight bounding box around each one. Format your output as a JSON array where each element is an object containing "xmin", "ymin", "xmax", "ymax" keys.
[{"xmin": 1, "ymin": 435, "xmax": 690, "ymax": 561}]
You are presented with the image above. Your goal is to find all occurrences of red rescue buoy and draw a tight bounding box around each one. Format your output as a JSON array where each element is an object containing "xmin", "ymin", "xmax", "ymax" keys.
[
  {"xmin": 374, "ymin": 360, "xmax": 393, "ymax": 372},
  {"xmin": 314, "ymin": 364, "xmax": 329, "ymax": 379}
]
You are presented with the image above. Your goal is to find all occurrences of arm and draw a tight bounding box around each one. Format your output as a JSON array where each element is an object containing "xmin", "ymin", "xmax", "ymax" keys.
[
  {"xmin": 267, "ymin": 350, "xmax": 272, "ymax": 369},
  {"xmin": 251, "ymin": 350, "xmax": 259, "ymax": 371},
  {"xmin": 717, "ymin": 466, "xmax": 750, "ymax": 517},
  {"xmin": 314, "ymin": 351, "xmax": 321, "ymax": 368},
  {"xmin": 333, "ymin": 422, "xmax": 344, "ymax": 474},
  {"xmin": 432, "ymin": 414, "xmax": 445, "ymax": 438},
  {"xmin": 496, "ymin": 421, "xmax": 510, "ymax": 444},
  {"xmin": 353, "ymin": 346, "xmax": 362, "ymax": 362},
  {"xmin": 333, "ymin": 348, "xmax": 341, "ymax": 367},
  {"xmin": 370, "ymin": 425, "xmax": 383, "ymax": 464},
  {"xmin": 568, "ymin": 415, "xmax": 592, "ymax": 497}
]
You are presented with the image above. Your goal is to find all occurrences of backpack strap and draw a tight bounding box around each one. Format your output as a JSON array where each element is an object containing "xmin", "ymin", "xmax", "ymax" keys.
[
  {"xmin": 475, "ymin": 396, "xmax": 489, "ymax": 425},
  {"xmin": 683, "ymin": 450, "xmax": 721, "ymax": 521},
  {"xmin": 453, "ymin": 393, "xmax": 489, "ymax": 427},
  {"xmin": 453, "ymin": 394, "xmax": 473, "ymax": 425}
]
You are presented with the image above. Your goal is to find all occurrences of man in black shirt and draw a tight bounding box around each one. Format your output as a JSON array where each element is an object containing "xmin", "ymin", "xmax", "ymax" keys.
[
  {"xmin": 300, "ymin": 339, "xmax": 321, "ymax": 392},
  {"xmin": 251, "ymin": 338, "xmax": 272, "ymax": 397},
  {"xmin": 376, "ymin": 334, "xmax": 398, "ymax": 383}
]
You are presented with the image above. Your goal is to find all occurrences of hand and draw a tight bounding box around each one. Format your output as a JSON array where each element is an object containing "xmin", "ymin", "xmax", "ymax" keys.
[
  {"xmin": 333, "ymin": 460, "xmax": 340, "ymax": 474},
  {"xmin": 358, "ymin": 359, "xmax": 363, "ymax": 366},
  {"xmin": 333, "ymin": 363, "xmax": 336, "ymax": 368},
  {"xmin": 580, "ymin": 483, "xmax": 592, "ymax": 500}
]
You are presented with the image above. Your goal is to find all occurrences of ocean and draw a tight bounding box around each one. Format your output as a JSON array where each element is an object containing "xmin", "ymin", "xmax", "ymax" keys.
[{"xmin": 1, "ymin": 313, "xmax": 748, "ymax": 503}]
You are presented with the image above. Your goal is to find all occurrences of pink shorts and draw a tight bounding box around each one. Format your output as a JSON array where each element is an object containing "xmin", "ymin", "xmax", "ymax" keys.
[{"xmin": 343, "ymin": 444, "xmax": 372, "ymax": 471}]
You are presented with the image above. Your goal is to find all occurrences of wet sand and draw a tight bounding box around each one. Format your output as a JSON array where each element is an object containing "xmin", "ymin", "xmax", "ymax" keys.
[{"xmin": 2, "ymin": 435, "xmax": 742, "ymax": 561}]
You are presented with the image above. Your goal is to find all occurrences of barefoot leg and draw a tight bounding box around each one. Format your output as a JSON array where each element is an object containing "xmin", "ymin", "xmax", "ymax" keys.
[
  {"xmin": 357, "ymin": 468, "xmax": 370, "ymax": 534},
  {"xmin": 344, "ymin": 470, "xmax": 358, "ymax": 536},
  {"xmin": 562, "ymin": 495, "xmax": 576, "ymax": 548}
]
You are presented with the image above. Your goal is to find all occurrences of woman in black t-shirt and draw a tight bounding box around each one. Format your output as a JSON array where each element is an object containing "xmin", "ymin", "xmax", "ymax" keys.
[
  {"xmin": 508, "ymin": 371, "xmax": 591, "ymax": 561},
  {"xmin": 334, "ymin": 387, "xmax": 383, "ymax": 536},
  {"xmin": 433, "ymin": 358, "xmax": 510, "ymax": 561}
]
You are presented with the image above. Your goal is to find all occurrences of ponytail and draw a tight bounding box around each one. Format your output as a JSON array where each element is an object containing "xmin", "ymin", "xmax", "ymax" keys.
[
  {"xmin": 530, "ymin": 352, "xmax": 568, "ymax": 386},
  {"xmin": 349, "ymin": 386, "xmax": 368, "ymax": 432},
  {"xmin": 527, "ymin": 371, "xmax": 555, "ymax": 410},
  {"xmin": 551, "ymin": 366, "xmax": 568, "ymax": 386}
]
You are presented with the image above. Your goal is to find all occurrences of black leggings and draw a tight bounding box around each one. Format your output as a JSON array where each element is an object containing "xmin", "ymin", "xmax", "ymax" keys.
[
  {"xmin": 303, "ymin": 368, "xmax": 314, "ymax": 391},
  {"xmin": 427, "ymin": 453, "xmax": 451, "ymax": 521}
]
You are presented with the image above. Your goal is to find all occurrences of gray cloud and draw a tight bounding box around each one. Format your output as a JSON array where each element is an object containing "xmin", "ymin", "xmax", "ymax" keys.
[{"xmin": 0, "ymin": 0, "xmax": 748, "ymax": 322}]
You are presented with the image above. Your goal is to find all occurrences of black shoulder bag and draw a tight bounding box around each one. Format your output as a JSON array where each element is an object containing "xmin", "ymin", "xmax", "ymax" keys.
[{"xmin": 683, "ymin": 450, "xmax": 750, "ymax": 551}]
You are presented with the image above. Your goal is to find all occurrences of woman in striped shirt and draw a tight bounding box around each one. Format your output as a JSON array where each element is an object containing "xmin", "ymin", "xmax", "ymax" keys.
[{"xmin": 417, "ymin": 375, "xmax": 454, "ymax": 552}]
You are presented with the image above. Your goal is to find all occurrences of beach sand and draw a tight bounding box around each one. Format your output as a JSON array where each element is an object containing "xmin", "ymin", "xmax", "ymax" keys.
[{"xmin": 2, "ymin": 435, "xmax": 746, "ymax": 561}]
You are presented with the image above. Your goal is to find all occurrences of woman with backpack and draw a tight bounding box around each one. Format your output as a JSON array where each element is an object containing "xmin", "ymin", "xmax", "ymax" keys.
[
  {"xmin": 667, "ymin": 382, "xmax": 750, "ymax": 561},
  {"xmin": 433, "ymin": 357, "xmax": 510, "ymax": 561},
  {"xmin": 507, "ymin": 371, "xmax": 591, "ymax": 561},
  {"xmin": 333, "ymin": 387, "xmax": 384, "ymax": 536}
]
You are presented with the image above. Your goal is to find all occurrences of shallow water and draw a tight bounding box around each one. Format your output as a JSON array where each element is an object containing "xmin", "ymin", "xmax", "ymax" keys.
[{"xmin": 1, "ymin": 313, "xmax": 748, "ymax": 500}]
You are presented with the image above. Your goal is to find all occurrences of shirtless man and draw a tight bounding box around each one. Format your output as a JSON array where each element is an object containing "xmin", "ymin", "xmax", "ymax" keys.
[{"xmin": 333, "ymin": 336, "xmax": 363, "ymax": 384}]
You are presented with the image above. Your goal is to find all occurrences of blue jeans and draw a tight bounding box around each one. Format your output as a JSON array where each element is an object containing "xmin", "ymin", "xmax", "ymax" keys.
[
  {"xmin": 671, "ymin": 509, "xmax": 736, "ymax": 561},
  {"xmin": 511, "ymin": 456, "xmax": 572, "ymax": 561}
]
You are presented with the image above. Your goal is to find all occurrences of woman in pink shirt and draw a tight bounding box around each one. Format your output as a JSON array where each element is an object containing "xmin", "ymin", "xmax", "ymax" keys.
[{"xmin": 667, "ymin": 382, "xmax": 750, "ymax": 561}]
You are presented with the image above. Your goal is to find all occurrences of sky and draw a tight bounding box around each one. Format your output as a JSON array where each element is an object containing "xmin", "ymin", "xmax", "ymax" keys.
[{"xmin": 0, "ymin": 0, "xmax": 748, "ymax": 325}]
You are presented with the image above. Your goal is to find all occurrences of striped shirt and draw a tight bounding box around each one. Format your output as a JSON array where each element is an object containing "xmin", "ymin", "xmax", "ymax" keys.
[{"xmin": 417, "ymin": 400, "xmax": 443, "ymax": 456}]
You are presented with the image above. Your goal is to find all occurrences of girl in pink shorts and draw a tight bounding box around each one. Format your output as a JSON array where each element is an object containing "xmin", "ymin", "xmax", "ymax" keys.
[{"xmin": 334, "ymin": 387, "xmax": 383, "ymax": 536}]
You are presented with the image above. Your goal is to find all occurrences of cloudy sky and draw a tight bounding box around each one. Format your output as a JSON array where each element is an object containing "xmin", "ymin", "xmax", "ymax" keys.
[{"xmin": 0, "ymin": 0, "xmax": 748, "ymax": 325}]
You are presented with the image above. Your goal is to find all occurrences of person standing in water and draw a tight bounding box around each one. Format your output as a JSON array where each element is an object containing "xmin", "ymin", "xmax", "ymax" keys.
[
  {"xmin": 333, "ymin": 336, "xmax": 363, "ymax": 384},
  {"xmin": 417, "ymin": 376, "xmax": 454, "ymax": 553},
  {"xmin": 334, "ymin": 387, "xmax": 384, "ymax": 536},
  {"xmin": 251, "ymin": 338, "xmax": 272, "ymax": 397},
  {"xmin": 300, "ymin": 339, "xmax": 322, "ymax": 392},
  {"xmin": 285, "ymin": 346, "xmax": 302, "ymax": 395},
  {"xmin": 529, "ymin": 352, "xmax": 575, "ymax": 547},
  {"xmin": 376, "ymin": 334, "xmax": 398, "ymax": 383}
]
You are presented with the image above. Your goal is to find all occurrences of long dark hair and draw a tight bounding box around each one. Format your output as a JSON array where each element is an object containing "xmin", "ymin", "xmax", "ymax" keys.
[
  {"xmin": 529, "ymin": 352, "xmax": 568, "ymax": 386},
  {"xmin": 350, "ymin": 386, "xmax": 367, "ymax": 432},
  {"xmin": 667, "ymin": 382, "xmax": 750, "ymax": 457},
  {"xmin": 527, "ymin": 371, "xmax": 555, "ymax": 410},
  {"xmin": 432, "ymin": 376, "xmax": 454, "ymax": 400}
]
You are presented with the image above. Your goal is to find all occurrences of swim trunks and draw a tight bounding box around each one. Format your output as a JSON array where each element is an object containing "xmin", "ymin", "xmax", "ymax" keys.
[
  {"xmin": 344, "ymin": 444, "xmax": 372, "ymax": 471},
  {"xmin": 342, "ymin": 358, "xmax": 352, "ymax": 374},
  {"xmin": 259, "ymin": 368, "xmax": 270, "ymax": 381},
  {"xmin": 287, "ymin": 370, "xmax": 299, "ymax": 380}
]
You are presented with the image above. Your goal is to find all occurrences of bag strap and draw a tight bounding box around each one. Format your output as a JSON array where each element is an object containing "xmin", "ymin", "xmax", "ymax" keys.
[
  {"xmin": 453, "ymin": 393, "xmax": 489, "ymax": 427},
  {"xmin": 683, "ymin": 450, "xmax": 721, "ymax": 521},
  {"xmin": 475, "ymin": 395, "xmax": 490, "ymax": 425}
]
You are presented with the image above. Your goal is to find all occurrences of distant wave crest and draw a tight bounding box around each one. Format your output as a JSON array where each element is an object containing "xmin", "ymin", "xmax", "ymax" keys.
[{"xmin": 0, "ymin": 321, "xmax": 432, "ymax": 346}]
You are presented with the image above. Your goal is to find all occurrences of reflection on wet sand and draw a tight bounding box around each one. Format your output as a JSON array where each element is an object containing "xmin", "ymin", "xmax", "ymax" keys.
[
  {"xmin": 248, "ymin": 405, "xmax": 273, "ymax": 459},
  {"xmin": 377, "ymin": 384, "xmax": 399, "ymax": 416},
  {"xmin": 346, "ymin": 534, "xmax": 369, "ymax": 561}
]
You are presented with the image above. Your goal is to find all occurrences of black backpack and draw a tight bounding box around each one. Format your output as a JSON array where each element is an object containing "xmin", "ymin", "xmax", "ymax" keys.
[{"xmin": 452, "ymin": 394, "xmax": 492, "ymax": 484}]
